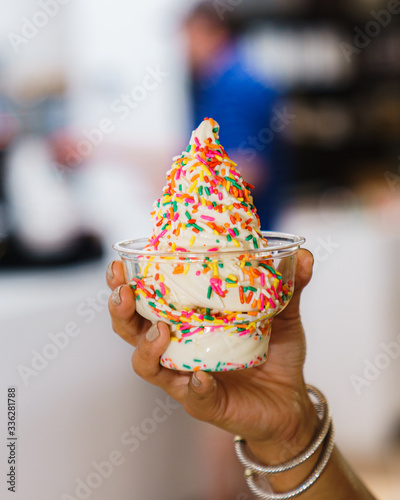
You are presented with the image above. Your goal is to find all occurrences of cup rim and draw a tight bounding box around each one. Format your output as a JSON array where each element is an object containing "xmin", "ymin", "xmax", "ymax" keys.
[{"xmin": 113, "ymin": 231, "xmax": 306, "ymax": 258}]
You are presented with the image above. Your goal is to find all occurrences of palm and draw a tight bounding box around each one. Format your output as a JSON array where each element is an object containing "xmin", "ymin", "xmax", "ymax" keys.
[{"xmin": 177, "ymin": 311, "xmax": 307, "ymax": 442}]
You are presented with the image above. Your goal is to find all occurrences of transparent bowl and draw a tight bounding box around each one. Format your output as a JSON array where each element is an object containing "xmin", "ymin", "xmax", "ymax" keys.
[{"xmin": 113, "ymin": 231, "xmax": 305, "ymax": 372}]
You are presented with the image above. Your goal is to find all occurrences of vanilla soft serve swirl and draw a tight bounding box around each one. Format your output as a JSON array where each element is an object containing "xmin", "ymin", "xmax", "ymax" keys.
[
  {"xmin": 131, "ymin": 118, "xmax": 293, "ymax": 371},
  {"xmin": 147, "ymin": 118, "xmax": 268, "ymax": 253}
]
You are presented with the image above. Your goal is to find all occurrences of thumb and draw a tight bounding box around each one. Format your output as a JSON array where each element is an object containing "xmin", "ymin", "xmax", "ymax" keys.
[
  {"xmin": 277, "ymin": 249, "xmax": 314, "ymax": 321},
  {"xmin": 184, "ymin": 371, "xmax": 220, "ymax": 422},
  {"xmin": 293, "ymin": 248, "xmax": 314, "ymax": 293}
]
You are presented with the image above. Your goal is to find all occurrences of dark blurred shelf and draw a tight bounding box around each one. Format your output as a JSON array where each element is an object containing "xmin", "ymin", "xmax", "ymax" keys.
[
  {"xmin": 287, "ymin": 78, "xmax": 400, "ymax": 97},
  {"xmin": 293, "ymin": 139, "xmax": 400, "ymax": 155},
  {"xmin": 234, "ymin": 0, "xmax": 400, "ymax": 192},
  {"xmin": 289, "ymin": 84, "xmax": 357, "ymax": 98},
  {"xmin": 234, "ymin": 0, "xmax": 400, "ymax": 25},
  {"xmin": 0, "ymin": 233, "xmax": 103, "ymax": 270}
]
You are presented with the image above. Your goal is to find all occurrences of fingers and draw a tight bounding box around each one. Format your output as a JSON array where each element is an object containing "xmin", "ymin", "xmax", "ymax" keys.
[
  {"xmin": 108, "ymin": 284, "xmax": 150, "ymax": 346},
  {"xmin": 131, "ymin": 322, "xmax": 192, "ymax": 399},
  {"xmin": 131, "ymin": 322, "xmax": 170, "ymax": 380},
  {"xmin": 132, "ymin": 323, "xmax": 222, "ymax": 422},
  {"xmin": 106, "ymin": 260, "xmax": 125, "ymax": 290},
  {"xmin": 107, "ymin": 259, "xmax": 151, "ymax": 346}
]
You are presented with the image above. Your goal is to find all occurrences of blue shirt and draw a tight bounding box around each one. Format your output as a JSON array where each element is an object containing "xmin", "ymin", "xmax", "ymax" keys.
[{"xmin": 190, "ymin": 47, "xmax": 287, "ymax": 229}]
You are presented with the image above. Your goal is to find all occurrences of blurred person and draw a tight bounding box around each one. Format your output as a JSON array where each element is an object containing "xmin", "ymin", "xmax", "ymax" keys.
[
  {"xmin": 0, "ymin": 78, "xmax": 102, "ymax": 268},
  {"xmin": 107, "ymin": 250, "xmax": 377, "ymax": 500},
  {"xmin": 184, "ymin": 0, "xmax": 290, "ymax": 231}
]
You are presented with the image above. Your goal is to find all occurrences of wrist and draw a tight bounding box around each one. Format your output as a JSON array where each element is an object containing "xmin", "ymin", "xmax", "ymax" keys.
[
  {"xmin": 246, "ymin": 387, "xmax": 319, "ymax": 466},
  {"xmin": 234, "ymin": 385, "xmax": 335, "ymax": 497}
]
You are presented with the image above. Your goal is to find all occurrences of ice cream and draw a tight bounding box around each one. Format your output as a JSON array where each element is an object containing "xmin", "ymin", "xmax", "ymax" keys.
[{"xmin": 128, "ymin": 118, "xmax": 295, "ymax": 371}]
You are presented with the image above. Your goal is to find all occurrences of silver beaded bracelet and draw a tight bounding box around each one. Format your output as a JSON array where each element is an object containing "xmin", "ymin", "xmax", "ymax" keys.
[{"xmin": 233, "ymin": 385, "xmax": 335, "ymax": 499}]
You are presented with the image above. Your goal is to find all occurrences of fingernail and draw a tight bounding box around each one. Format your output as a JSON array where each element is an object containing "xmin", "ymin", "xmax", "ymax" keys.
[
  {"xmin": 146, "ymin": 323, "xmax": 160, "ymax": 342},
  {"xmin": 191, "ymin": 372, "xmax": 202, "ymax": 388},
  {"xmin": 112, "ymin": 285, "xmax": 122, "ymax": 306},
  {"xmin": 107, "ymin": 262, "xmax": 114, "ymax": 281}
]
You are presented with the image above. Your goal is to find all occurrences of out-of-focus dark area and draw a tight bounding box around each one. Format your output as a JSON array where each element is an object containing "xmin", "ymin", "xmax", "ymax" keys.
[{"xmin": 1, "ymin": 1, "xmax": 399, "ymax": 499}]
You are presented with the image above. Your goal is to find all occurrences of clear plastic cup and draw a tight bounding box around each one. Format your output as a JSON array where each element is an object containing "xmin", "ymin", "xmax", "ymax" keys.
[{"xmin": 113, "ymin": 231, "xmax": 305, "ymax": 372}]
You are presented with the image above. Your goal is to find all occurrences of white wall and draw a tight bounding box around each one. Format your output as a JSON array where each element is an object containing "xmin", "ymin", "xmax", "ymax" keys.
[
  {"xmin": 280, "ymin": 201, "xmax": 400, "ymax": 456},
  {"xmin": 64, "ymin": 0, "xmax": 191, "ymax": 149}
]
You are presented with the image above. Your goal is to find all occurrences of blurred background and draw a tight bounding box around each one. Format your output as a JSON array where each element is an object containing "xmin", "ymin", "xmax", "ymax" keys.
[{"xmin": 0, "ymin": 0, "xmax": 399, "ymax": 499}]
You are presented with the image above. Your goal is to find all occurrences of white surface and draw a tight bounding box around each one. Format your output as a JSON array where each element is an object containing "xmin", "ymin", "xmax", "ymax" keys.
[
  {"xmin": 65, "ymin": 0, "xmax": 189, "ymax": 150},
  {"xmin": 0, "ymin": 259, "xmax": 201, "ymax": 500},
  {"xmin": 280, "ymin": 202, "xmax": 400, "ymax": 455}
]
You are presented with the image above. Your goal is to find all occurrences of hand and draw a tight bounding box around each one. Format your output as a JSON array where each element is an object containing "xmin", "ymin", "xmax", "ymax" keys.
[{"xmin": 107, "ymin": 250, "xmax": 317, "ymax": 462}]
